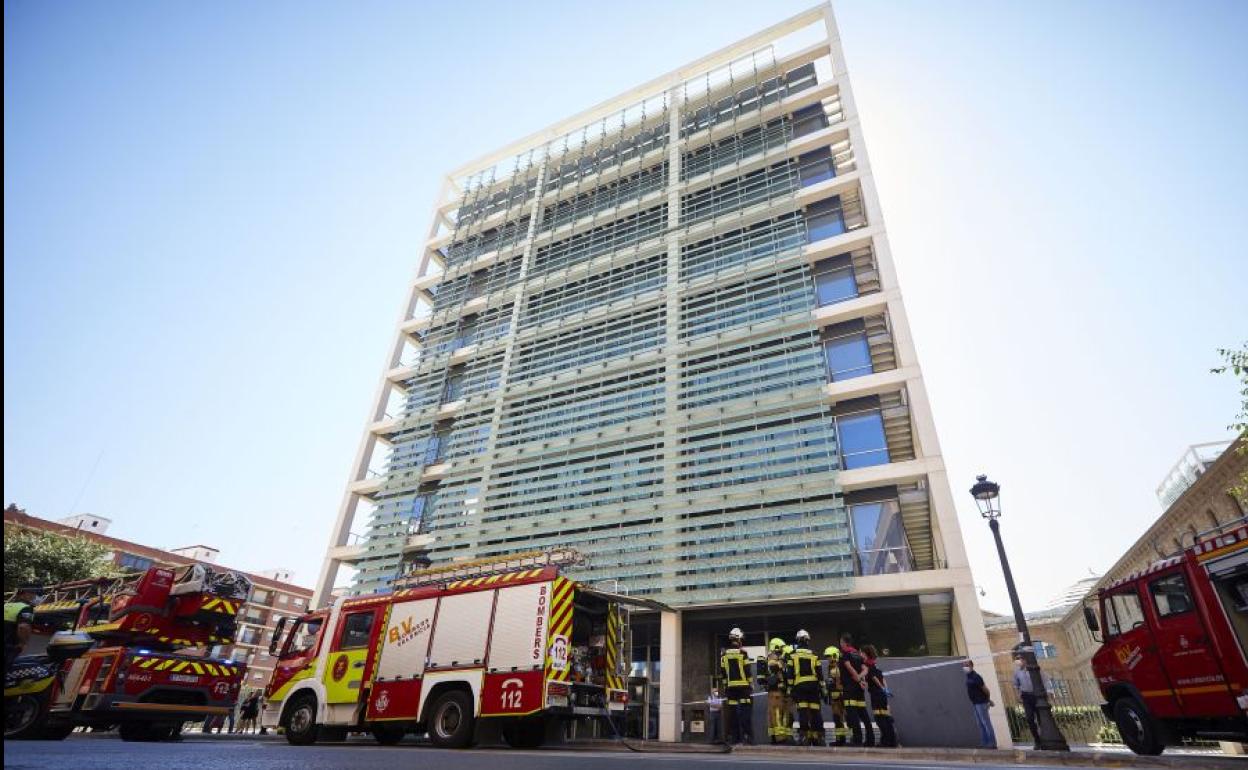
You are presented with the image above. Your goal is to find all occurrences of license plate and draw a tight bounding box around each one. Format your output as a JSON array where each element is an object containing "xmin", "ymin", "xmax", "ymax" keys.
[
  {"xmin": 169, "ymin": 674, "xmax": 199, "ymax": 683},
  {"xmin": 547, "ymin": 695, "xmax": 568, "ymax": 708}
]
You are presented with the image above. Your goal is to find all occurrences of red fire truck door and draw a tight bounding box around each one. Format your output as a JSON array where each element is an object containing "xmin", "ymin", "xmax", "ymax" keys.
[{"xmin": 1145, "ymin": 569, "xmax": 1239, "ymax": 717}]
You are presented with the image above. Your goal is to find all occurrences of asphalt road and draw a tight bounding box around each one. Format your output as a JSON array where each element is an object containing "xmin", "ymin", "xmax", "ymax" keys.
[{"xmin": 1, "ymin": 735, "xmax": 1139, "ymax": 770}]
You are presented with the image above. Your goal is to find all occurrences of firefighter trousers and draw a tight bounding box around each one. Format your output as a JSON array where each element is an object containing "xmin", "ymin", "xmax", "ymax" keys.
[
  {"xmin": 843, "ymin": 696, "xmax": 875, "ymax": 747},
  {"xmin": 791, "ymin": 682, "xmax": 824, "ymax": 746},
  {"xmin": 872, "ymin": 692, "xmax": 896, "ymax": 747},
  {"xmin": 766, "ymin": 690, "xmax": 791, "ymax": 742},
  {"xmin": 726, "ymin": 685, "xmax": 753, "ymax": 744},
  {"xmin": 829, "ymin": 697, "xmax": 849, "ymax": 745}
]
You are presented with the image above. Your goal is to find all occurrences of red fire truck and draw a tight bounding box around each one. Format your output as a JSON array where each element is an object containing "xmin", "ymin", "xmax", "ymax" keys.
[
  {"xmin": 261, "ymin": 550, "xmax": 667, "ymax": 748},
  {"xmin": 4, "ymin": 564, "xmax": 251, "ymax": 741},
  {"xmin": 1086, "ymin": 517, "xmax": 1248, "ymax": 754}
]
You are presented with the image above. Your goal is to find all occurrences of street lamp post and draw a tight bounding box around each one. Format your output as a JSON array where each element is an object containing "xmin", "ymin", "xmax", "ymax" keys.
[{"xmin": 970, "ymin": 474, "xmax": 1070, "ymax": 752}]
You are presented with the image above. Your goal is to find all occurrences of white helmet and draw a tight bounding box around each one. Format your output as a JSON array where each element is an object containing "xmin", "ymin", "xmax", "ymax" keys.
[
  {"xmin": 796, "ymin": 629, "xmax": 811, "ymax": 643},
  {"xmin": 728, "ymin": 627, "xmax": 744, "ymax": 641}
]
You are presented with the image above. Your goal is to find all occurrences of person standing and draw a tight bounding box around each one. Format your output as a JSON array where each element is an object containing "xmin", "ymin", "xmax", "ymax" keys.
[
  {"xmin": 1011, "ymin": 654, "xmax": 1040, "ymax": 744},
  {"xmin": 706, "ymin": 688, "xmax": 723, "ymax": 743},
  {"xmin": 822, "ymin": 646, "xmax": 849, "ymax": 746},
  {"xmin": 861, "ymin": 645, "xmax": 896, "ymax": 747},
  {"xmin": 785, "ymin": 630, "xmax": 824, "ymax": 746},
  {"xmin": 763, "ymin": 637, "xmax": 790, "ymax": 744},
  {"xmin": 719, "ymin": 627, "xmax": 754, "ymax": 745},
  {"xmin": 963, "ymin": 659, "xmax": 997, "ymax": 748},
  {"xmin": 838, "ymin": 633, "xmax": 874, "ymax": 746},
  {"xmin": 4, "ymin": 586, "xmax": 39, "ymax": 677}
]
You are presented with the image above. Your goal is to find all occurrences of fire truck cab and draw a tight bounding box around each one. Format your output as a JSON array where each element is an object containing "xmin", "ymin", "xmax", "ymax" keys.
[
  {"xmin": 1087, "ymin": 517, "xmax": 1248, "ymax": 754},
  {"xmin": 262, "ymin": 550, "xmax": 668, "ymax": 748}
]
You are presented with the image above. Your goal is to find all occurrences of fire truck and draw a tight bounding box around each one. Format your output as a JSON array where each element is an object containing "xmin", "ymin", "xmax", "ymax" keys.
[
  {"xmin": 4, "ymin": 564, "xmax": 251, "ymax": 741},
  {"xmin": 1085, "ymin": 516, "xmax": 1248, "ymax": 754},
  {"xmin": 261, "ymin": 549, "xmax": 668, "ymax": 748}
]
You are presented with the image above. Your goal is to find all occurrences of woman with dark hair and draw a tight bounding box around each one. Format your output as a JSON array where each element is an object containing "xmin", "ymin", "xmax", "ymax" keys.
[{"xmin": 861, "ymin": 645, "xmax": 896, "ymax": 747}]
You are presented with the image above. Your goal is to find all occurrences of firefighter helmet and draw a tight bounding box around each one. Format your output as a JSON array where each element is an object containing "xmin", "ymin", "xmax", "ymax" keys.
[
  {"xmin": 796, "ymin": 629, "xmax": 811, "ymax": 644},
  {"xmin": 783, "ymin": 644, "xmax": 794, "ymax": 655},
  {"xmin": 769, "ymin": 637, "xmax": 785, "ymax": 651},
  {"xmin": 824, "ymin": 645, "xmax": 841, "ymax": 660},
  {"xmin": 728, "ymin": 627, "xmax": 744, "ymax": 641}
]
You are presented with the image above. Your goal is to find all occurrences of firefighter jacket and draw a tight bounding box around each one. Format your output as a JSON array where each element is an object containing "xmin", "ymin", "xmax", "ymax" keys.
[
  {"xmin": 785, "ymin": 646, "xmax": 823, "ymax": 689},
  {"xmin": 824, "ymin": 659, "xmax": 843, "ymax": 702},
  {"xmin": 720, "ymin": 647, "xmax": 753, "ymax": 688},
  {"xmin": 763, "ymin": 651, "xmax": 787, "ymax": 692}
]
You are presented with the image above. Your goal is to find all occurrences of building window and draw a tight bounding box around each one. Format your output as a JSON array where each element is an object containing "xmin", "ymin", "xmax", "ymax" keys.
[
  {"xmin": 812, "ymin": 255, "xmax": 857, "ymax": 306},
  {"xmin": 443, "ymin": 369, "xmax": 465, "ymax": 403},
  {"xmin": 791, "ymin": 103, "xmax": 828, "ymax": 137},
  {"xmin": 277, "ymin": 595, "xmax": 288, "ymax": 605},
  {"xmin": 824, "ymin": 327, "xmax": 873, "ymax": 382},
  {"xmin": 806, "ymin": 197, "xmax": 846, "ymax": 242},
  {"xmin": 1031, "ymin": 641, "xmax": 1058, "ymax": 659},
  {"xmin": 293, "ymin": 597, "xmax": 305, "ymax": 608},
  {"xmin": 1149, "ymin": 573, "xmax": 1194, "ymax": 617},
  {"xmin": 797, "ymin": 147, "xmax": 836, "ymax": 187},
  {"xmin": 849, "ymin": 499, "xmax": 913, "ymax": 575},
  {"xmin": 252, "ymin": 589, "xmax": 270, "ymax": 604},
  {"xmin": 835, "ymin": 410, "xmax": 890, "ymax": 469},
  {"xmin": 117, "ymin": 553, "xmax": 154, "ymax": 572}
]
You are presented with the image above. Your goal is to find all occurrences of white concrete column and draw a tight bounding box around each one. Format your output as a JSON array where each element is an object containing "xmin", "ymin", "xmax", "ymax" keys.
[{"xmin": 658, "ymin": 610, "xmax": 683, "ymax": 742}]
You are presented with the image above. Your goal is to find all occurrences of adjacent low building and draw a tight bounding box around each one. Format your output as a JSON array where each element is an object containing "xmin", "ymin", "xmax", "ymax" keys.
[{"xmin": 3, "ymin": 505, "xmax": 313, "ymax": 691}]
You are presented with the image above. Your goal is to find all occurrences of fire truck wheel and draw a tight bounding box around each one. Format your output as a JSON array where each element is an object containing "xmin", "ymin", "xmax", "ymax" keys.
[
  {"xmin": 371, "ymin": 726, "xmax": 405, "ymax": 745},
  {"xmin": 119, "ymin": 722, "xmax": 159, "ymax": 742},
  {"xmin": 1113, "ymin": 697, "xmax": 1165, "ymax": 756},
  {"xmin": 4, "ymin": 693, "xmax": 49, "ymax": 740},
  {"xmin": 283, "ymin": 694, "xmax": 321, "ymax": 746},
  {"xmin": 427, "ymin": 690, "xmax": 475, "ymax": 749},
  {"xmin": 501, "ymin": 717, "xmax": 546, "ymax": 749},
  {"xmin": 39, "ymin": 722, "xmax": 75, "ymax": 741}
]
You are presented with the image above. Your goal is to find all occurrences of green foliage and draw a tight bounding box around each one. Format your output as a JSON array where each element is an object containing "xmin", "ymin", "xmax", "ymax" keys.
[
  {"xmin": 1212, "ymin": 341, "xmax": 1248, "ymax": 503},
  {"xmin": 3, "ymin": 526, "xmax": 121, "ymax": 592}
]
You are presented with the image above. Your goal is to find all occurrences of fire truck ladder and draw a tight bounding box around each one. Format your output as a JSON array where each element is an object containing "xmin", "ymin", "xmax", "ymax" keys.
[{"xmin": 394, "ymin": 548, "xmax": 585, "ymax": 588}]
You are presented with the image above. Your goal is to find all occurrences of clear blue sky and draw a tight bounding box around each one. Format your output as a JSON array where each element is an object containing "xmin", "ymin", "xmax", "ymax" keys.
[{"xmin": 5, "ymin": 0, "xmax": 1245, "ymax": 613}]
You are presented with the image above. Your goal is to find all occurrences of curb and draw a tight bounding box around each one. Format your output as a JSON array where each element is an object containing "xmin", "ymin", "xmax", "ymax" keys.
[{"xmin": 731, "ymin": 744, "xmax": 1248, "ymax": 768}]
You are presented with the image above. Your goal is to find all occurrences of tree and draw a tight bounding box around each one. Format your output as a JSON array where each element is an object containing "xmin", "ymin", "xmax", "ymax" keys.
[
  {"xmin": 3, "ymin": 525, "xmax": 120, "ymax": 592},
  {"xmin": 1213, "ymin": 341, "xmax": 1248, "ymax": 503}
]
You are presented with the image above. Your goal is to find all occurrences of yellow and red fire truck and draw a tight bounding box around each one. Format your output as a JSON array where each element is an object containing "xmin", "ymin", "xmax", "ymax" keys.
[
  {"xmin": 4, "ymin": 565, "xmax": 250, "ymax": 741},
  {"xmin": 1087, "ymin": 516, "xmax": 1248, "ymax": 754},
  {"xmin": 262, "ymin": 549, "xmax": 667, "ymax": 748}
]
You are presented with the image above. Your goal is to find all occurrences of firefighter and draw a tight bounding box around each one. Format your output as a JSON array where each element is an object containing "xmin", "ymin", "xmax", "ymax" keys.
[
  {"xmin": 4, "ymin": 585, "xmax": 39, "ymax": 676},
  {"xmin": 781, "ymin": 643, "xmax": 796, "ymax": 741},
  {"xmin": 762, "ymin": 637, "xmax": 791, "ymax": 743},
  {"xmin": 862, "ymin": 644, "xmax": 896, "ymax": 747},
  {"xmin": 839, "ymin": 632, "xmax": 875, "ymax": 746},
  {"xmin": 719, "ymin": 627, "xmax": 754, "ymax": 745},
  {"xmin": 786, "ymin": 630, "xmax": 824, "ymax": 746},
  {"xmin": 823, "ymin": 645, "xmax": 849, "ymax": 745}
]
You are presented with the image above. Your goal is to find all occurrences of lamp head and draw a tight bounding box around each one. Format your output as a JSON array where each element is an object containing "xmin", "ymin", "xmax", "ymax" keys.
[{"xmin": 970, "ymin": 474, "xmax": 1001, "ymax": 519}]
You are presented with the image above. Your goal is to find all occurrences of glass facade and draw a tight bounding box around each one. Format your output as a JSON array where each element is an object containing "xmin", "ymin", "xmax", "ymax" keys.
[{"xmin": 347, "ymin": 43, "xmax": 915, "ymax": 606}]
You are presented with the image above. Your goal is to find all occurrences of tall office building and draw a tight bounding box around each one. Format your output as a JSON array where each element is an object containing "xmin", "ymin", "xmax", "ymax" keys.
[{"xmin": 316, "ymin": 3, "xmax": 998, "ymax": 731}]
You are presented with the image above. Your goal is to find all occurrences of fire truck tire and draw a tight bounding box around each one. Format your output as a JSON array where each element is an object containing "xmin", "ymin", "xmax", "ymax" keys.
[
  {"xmin": 501, "ymin": 717, "xmax": 546, "ymax": 749},
  {"xmin": 3, "ymin": 693, "xmax": 50, "ymax": 740},
  {"xmin": 426, "ymin": 690, "xmax": 475, "ymax": 749},
  {"xmin": 283, "ymin": 694, "xmax": 321, "ymax": 746},
  {"xmin": 119, "ymin": 722, "xmax": 159, "ymax": 742},
  {"xmin": 39, "ymin": 722, "xmax": 75, "ymax": 740},
  {"xmin": 372, "ymin": 726, "xmax": 405, "ymax": 745},
  {"xmin": 1113, "ymin": 697, "xmax": 1165, "ymax": 756}
]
